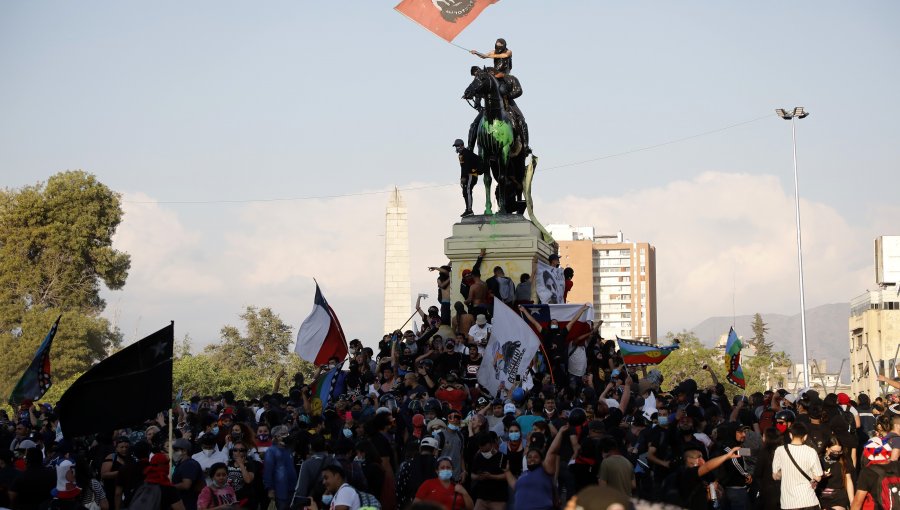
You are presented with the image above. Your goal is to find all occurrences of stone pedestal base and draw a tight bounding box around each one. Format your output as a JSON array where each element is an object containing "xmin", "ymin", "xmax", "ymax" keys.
[{"xmin": 444, "ymin": 214, "xmax": 554, "ymax": 309}]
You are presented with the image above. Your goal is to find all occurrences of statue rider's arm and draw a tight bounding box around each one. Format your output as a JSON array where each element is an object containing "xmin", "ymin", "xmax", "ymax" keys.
[{"xmin": 472, "ymin": 49, "xmax": 512, "ymax": 59}]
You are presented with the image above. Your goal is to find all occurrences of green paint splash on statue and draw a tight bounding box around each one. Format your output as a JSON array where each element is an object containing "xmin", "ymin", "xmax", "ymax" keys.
[{"xmin": 481, "ymin": 118, "xmax": 514, "ymax": 163}]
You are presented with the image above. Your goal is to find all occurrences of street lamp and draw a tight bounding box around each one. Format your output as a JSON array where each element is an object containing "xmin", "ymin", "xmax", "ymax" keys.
[{"xmin": 776, "ymin": 106, "xmax": 810, "ymax": 389}]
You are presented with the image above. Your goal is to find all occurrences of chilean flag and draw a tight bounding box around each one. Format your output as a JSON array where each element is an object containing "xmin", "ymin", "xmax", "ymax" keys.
[
  {"xmin": 295, "ymin": 283, "xmax": 348, "ymax": 365},
  {"xmin": 520, "ymin": 304, "xmax": 594, "ymax": 340}
]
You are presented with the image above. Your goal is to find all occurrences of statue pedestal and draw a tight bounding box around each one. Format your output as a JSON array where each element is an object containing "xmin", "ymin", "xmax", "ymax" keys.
[{"xmin": 444, "ymin": 214, "xmax": 554, "ymax": 308}]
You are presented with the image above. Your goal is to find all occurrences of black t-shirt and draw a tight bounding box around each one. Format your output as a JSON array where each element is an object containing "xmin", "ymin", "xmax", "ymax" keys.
[
  {"xmin": 371, "ymin": 432, "xmax": 396, "ymax": 470},
  {"xmin": 648, "ymin": 426, "xmax": 675, "ymax": 475},
  {"xmin": 469, "ymin": 451, "xmax": 508, "ymax": 502},
  {"xmin": 676, "ymin": 466, "xmax": 710, "ymax": 510},
  {"xmin": 159, "ymin": 484, "xmax": 182, "ymax": 510},
  {"xmin": 540, "ymin": 328, "xmax": 568, "ymax": 361},
  {"xmin": 172, "ymin": 459, "xmax": 204, "ymax": 510},
  {"xmin": 457, "ymin": 148, "xmax": 480, "ymax": 177},
  {"xmin": 10, "ymin": 468, "xmax": 55, "ymax": 510},
  {"xmin": 463, "ymin": 357, "xmax": 481, "ymax": 385}
]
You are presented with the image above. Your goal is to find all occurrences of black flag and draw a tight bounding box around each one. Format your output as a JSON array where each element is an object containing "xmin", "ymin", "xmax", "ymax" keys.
[{"xmin": 56, "ymin": 323, "xmax": 173, "ymax": 438}]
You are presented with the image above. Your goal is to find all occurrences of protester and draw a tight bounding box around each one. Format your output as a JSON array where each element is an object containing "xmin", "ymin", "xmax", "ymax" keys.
[
  {"xmin": 10, "ymin": 287, "xmax": 900, "ymax": 510},
  {"xmin": 414, "ymin": 457, "xmax": 474, "ymax": 510}
]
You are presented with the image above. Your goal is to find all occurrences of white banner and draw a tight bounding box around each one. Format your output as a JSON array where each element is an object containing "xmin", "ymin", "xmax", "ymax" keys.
[
  {"xmin": 477, "ymin": 298, "xmax": 541, "ymax": 396},
  {"xmin": 536, "ymin": 261, "xmax": 565, "ymax": 304}
]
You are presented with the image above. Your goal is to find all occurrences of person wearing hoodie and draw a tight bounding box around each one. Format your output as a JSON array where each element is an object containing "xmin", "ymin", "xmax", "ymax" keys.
[{"xmin": 714, "ymin": 422, "xmax": 753, "ymax": 510}]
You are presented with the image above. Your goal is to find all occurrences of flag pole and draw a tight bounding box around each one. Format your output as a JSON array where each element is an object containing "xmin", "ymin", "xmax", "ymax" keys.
[{"xmin": 168, "ymin": 320, "xmax": 174, "ymax": 477}]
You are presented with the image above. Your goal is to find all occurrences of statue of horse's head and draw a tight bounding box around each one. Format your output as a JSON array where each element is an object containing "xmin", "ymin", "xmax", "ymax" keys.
[{"xmin": 463, "ymin": 66, "xmax": 493, "ymax": 100}]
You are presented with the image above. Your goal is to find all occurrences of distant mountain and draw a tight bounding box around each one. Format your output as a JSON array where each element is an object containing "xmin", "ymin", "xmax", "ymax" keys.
[{"xmin": 690, "ymin": 303, "xmax": 850, "ymax": 381}]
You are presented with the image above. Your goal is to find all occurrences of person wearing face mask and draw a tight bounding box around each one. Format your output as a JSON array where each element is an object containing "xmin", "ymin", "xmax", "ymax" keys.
[
  {"xmin": 226, "ymin": 439, "xmax": 260, "ymax": 509},
  {"xmin": 469, "ymin": 433, "xmax": 508, "ymax": 509},
  {"xmin": 670, "ymin": 446, "xmax": 742, "ymax": 510},
  {"xmin": 713, "ymin": 422, "xmax": 753, "ymax": 509},
  {"xmin": 817, "ymin": 437, "xmax": 853, "ymax": 510},
  {"xmin": 647, "ymin": 409, "xmax": 676, "ymax": 493},
  {"xmin": 499, "ymin": 424, "xmax": 525, "ymax": 478},
  {"xmin": 510, "ymin": 423, "xmax": 569, "ymax": 510},
  {"xmin": 774, "ymin": 410, "xmax": 796, "ymax": 439},
  {"xmin": 254, "ymin": 424, "xmax": 272, "ymax": 460},
  {"xmin": 321, "ymin": 464, "xmax": 360, "ymax": 510},
  {"xmin": 192, "ymin": 434, "xmax": 228, "ymax": 484},
  {"xmin": 171, "ymin": 439, "xmax": 204, "ymax": 510},
  {"xmin": 414, "ymin": 456, "xmax": 474, "ymax": 510},
  {"xmin": 197, "ymin": 463, "xmax": 236, "ymax": 510},
  {"xmin": 772, "ymin": 422, "xmax": 823, "ymax": 510}
]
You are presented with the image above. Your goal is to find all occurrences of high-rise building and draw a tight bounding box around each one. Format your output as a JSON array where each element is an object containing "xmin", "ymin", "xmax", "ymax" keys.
[
  {"xmin": 548, "ymin": 225, "xmax": 658, "ymax": 342},
  {"xmin": 383, "ymin": 188, "xmax": 411, "ymax": 335},
  {"xmin": 849, "ymin": 236, "xmax": 900, "ymax": 396}
]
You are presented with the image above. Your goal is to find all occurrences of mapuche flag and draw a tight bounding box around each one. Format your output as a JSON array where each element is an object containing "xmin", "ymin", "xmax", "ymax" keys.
[
  {"xmin": 616, "ymin": 337, "xmax": 679, "ymax": 367},
  {"xmin": 56, "ymin": 323, "xmax": 174, "ymax": 438},
  {"xmin": 725, "ymin": 327, "xmax": 746, "ymax": 389},
  {"xmin": 395, "ymin": 0, "xmax": 499, "ymax": 42},
  {"xmin": 8, "ymin": 315, "xmax": 61, "ymax": 406},
  {"xmin": 295, "ymin": 282, "xmax": 348, "ymax": 366}
]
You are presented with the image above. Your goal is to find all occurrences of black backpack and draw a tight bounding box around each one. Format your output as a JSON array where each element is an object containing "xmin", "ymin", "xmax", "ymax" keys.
[
  {"xmin": 127, "ymin": 483, "xmax": 161, "ymax": 510},
  {"xmin": 840, "ymin": 408, "xmax": 857, "ymax": 435}
]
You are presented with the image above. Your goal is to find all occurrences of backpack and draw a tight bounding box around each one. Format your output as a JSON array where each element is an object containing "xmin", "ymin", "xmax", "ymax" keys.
[
  {"xmin": 337, "ymin": 457, "xmax": 368, "ymax": 492},
  {"xmin": 127, "ymin": 483, "xmax": 161, "ymax": 510},
  {"xmin": 864, "ymin": 462, "xmax": 900, "ymax": 510},
  {"xmin": 841, "ymin": 407, "xmax": 857, "ymax": 435},
  {"xmin": 355, "ymin": 490, "xmax": 382, "ymax": 509}
]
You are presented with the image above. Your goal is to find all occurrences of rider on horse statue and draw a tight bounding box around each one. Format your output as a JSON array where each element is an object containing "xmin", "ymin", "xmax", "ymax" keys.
[{"xmin": 469, "ymin": 38, "xmax": 529, "ymax": 153}]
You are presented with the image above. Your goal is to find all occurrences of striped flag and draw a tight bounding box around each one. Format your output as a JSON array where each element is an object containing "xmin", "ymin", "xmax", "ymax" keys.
[
  {"xmin": 8, "ymin": 316, "xmax": 60, "ymax": 406},
  {"xmin": 295, "ymin": 282, "xmax": 348, "ymax": 366},
  {"xmin": 616, "ymin": 337, "xmax": 679, "ymax": 367},
  {"xmin": 725, "ymin": 327, "xmax": 746, "ymax": 389}
]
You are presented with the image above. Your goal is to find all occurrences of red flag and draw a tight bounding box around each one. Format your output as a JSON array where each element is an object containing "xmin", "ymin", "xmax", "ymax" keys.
[
  {"xmin": 295, "ymin": 283, "xmax": 348, "ymax": 365},
  {"xmin": 395, "ymin": 0, "xmax": 499, "ymax": 42}
]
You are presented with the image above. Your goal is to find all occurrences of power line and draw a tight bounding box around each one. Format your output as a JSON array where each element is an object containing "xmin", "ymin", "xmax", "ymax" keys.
[{"xmin": 125, "ymin": 113, "xmax": 771, "ymax": 205}]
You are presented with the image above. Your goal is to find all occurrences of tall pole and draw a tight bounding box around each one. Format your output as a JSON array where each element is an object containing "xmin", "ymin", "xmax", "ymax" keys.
[{"xmin": 790, "ymin": 117, "xmax": 811, "ymax": 389}]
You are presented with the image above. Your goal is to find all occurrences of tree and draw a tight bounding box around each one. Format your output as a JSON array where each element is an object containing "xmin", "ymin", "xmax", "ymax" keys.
[
  {"xmin": 174, "ymin": 306, "xmax": 316, "ymax": 401},
  {"xmin": 749, "ymin": 313, "xmax": 773, "ymax": 357},
  {"xmin": 205, "ymin": 307, "xmax": 293, "ymax": 373},
  {"xmin": 0, "ymin": 171, "xmax": 129, "ymax": 400},
  {"xmin": 657, "ymin": 331, "xmax": 728, "ymax": 394}
]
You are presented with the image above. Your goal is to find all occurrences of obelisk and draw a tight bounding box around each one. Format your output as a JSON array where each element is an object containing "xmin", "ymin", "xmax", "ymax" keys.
[{"xmin": 383, "ymin": 188, "xmax": 411, "ymax": 335}]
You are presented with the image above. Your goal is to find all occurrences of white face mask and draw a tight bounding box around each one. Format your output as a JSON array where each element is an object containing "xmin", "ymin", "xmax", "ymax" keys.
[{"xmin": 481, "ymin": 450, "xmax": 494, "ymax": 459}]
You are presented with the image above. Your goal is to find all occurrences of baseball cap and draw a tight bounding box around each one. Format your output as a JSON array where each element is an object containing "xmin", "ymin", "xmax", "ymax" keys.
[
  {"xmin": 549, "ymin": 254, "xmax": 560, "ymax": 261},
  {"xmin": 452, "ymin": 139, "xmax": 464, "ymax": 147},
  {"xmin": 421, "ymin": 437, "xmax": 440, "ymax": 450},
  {"xmin": 837, "ymin": 393, "xmax": 850, "ymax": 406},
  {"xmin": 427, "ymin": 419, "xmax": 446, "ymax": 431},
  {"xmin": 16, "ymin": 439, "xmax": 37, "ymax": 450},
  {"xmin": 172, "ymin": 438, "xmax": 192, "ymax": 451},
  {"xmin": 503, "ymin": 403, "xmax": 516, "ymax": 414},
  {"xmin": 476, "ymin": 314, "xmax": 487, "ymax": 325}
]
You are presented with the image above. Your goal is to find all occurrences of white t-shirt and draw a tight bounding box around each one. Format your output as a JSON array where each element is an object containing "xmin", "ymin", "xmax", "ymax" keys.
[
  {"xmin": 772, "ymin": 443, "xmax": 823, "ymax": 509},
  {"xmin": 468, "ymin": 324, "xmax": 492, "ymax": 345},
  {"xmin": 331, "ymin": 483, "xmax": 360, "ymax": 510},
  {"xmin": 568, "ymin": 345, "xmax": 587, "ymax": 377}
]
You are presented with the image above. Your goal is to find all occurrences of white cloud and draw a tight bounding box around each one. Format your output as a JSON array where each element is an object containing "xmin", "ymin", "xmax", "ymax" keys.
[{"xmin": 103, "ymin": 174, "xmax": 874, "ymax": 350}]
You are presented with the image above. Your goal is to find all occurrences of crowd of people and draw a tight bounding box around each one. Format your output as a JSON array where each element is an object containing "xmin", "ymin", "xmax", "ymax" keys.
[{"xmin": 1, "ymin": 257, "xmax": 900, "ymax": 510}]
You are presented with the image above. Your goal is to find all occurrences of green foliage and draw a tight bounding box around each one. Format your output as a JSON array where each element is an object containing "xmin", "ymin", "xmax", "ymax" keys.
[
  {"xmin": 0, "ymin": 171, "xmax": 127, "ymax": 402},
  {"xmin": 749, "ymin": 313, "xmax": 774, "ymax": 358},
  {"xmin": 205, "ymin": 307, "xmax": 293, "ymax": 374},
  {"xmin": 173, "ymin": 307, "xmax": 316, "ymax": 401},
  {"xmin": 657, "ymin": 329, "xmax": 792, "ymax": 398}
]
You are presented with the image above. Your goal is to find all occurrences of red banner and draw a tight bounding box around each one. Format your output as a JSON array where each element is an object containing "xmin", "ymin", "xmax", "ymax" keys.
[{"xmin": 395, "ymin": 0, "xmax": 499, "ymax": 42}]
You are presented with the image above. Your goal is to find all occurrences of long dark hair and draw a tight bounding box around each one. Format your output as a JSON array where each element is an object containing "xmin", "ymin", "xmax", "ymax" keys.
[
  {"xmin": 824, "ymin": 436, "xmax": 849, "ymax": 488},
  {"xmin": 762, "ymin": 427, "xmax": 783, "ymax": 452}
]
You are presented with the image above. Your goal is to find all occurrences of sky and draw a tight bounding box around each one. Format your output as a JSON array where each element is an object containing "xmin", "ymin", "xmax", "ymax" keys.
[{"xmin": 2, "ymin": 2, "xmax": 898, "ymax": 353}]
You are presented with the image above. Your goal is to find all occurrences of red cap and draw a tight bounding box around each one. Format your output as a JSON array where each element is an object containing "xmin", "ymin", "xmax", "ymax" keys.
[{"xmin": 837, "ymin": 393, "xmax": 850, "ymax": 405}]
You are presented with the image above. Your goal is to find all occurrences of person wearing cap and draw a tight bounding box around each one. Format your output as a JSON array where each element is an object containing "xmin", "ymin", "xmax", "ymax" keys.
[
  {"xmin": 9, "ymin": 447, "xmax": 55, "ymax": 510},
  {"xmin": 454, "ymin": 138, "xmax": 481, "ymax": 217},
  {"xmin": 467, "ymin": 314, "xmax": 492, "ymax": 349},
  {"xmin": 171, "ymin": 438, "xmax": 204, "ymax": 510},
  {"xmin": 397, "ymin": 437, "xmax": 441, "ymax": 508},
  {"xmin": 713, "ymin": 422, "xmax": 753, "ymax": 509},
  {"xmin": 192, "ymin": 434, "xmax": 228, "ymax": 481},
  {"xmin": 435, "ymin": 411, "xmax": 466, "ymax": 481},
  {"xmin": 262, "ymin": 425, "xmax": 296, "ymax": 510}
]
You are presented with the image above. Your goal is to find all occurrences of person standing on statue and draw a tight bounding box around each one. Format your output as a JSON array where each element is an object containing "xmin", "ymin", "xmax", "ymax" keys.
[{"xmin": 454, "ymin": 138, "xmax": 480, "ymax": 217}]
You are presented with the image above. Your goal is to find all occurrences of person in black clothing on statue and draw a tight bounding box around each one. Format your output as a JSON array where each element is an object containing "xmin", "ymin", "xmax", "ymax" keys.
[{"xmin": 454, "ymin": 138, "xmax": 481, "ymax": 217}]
